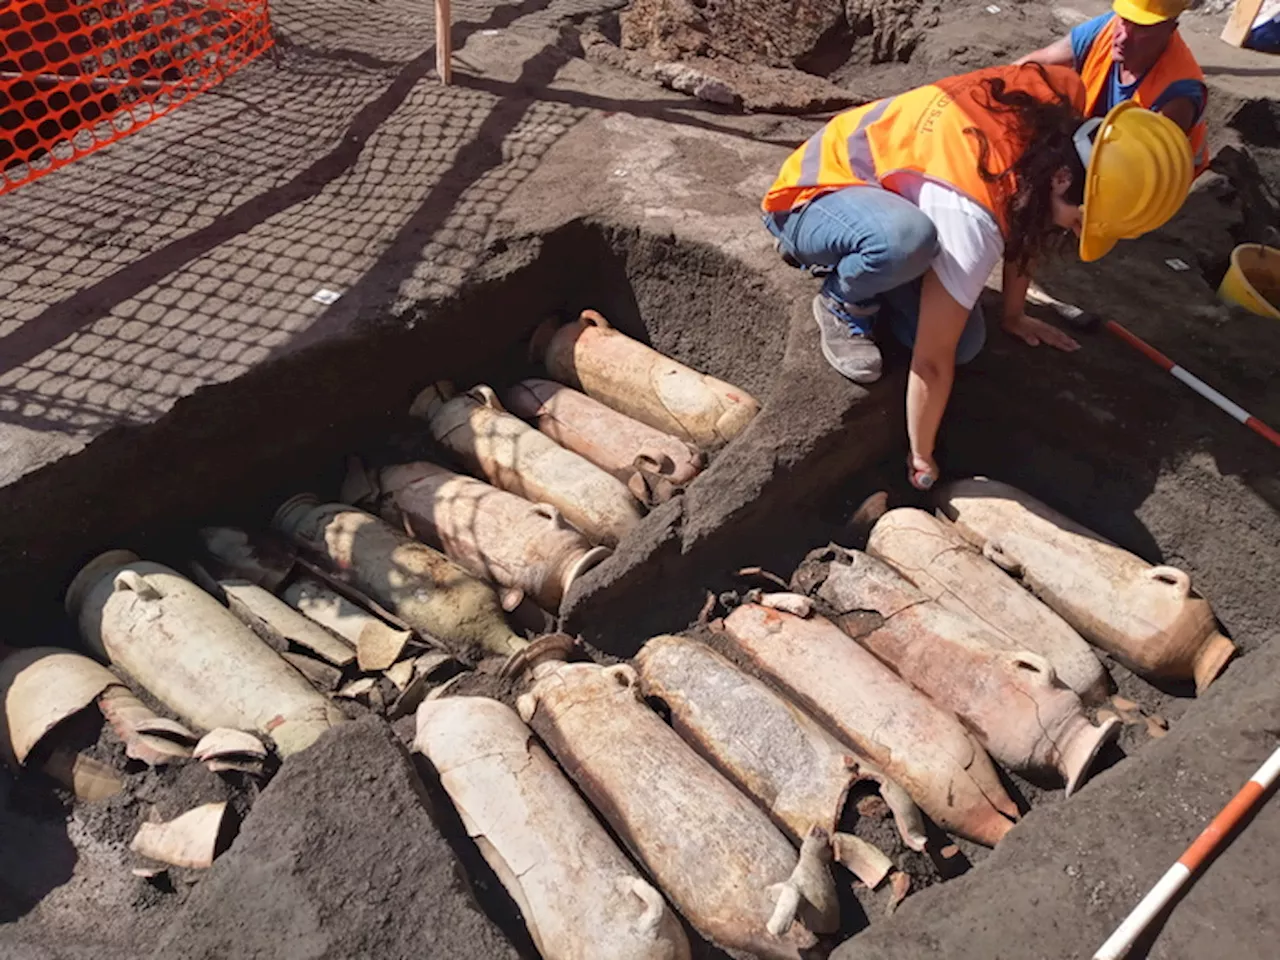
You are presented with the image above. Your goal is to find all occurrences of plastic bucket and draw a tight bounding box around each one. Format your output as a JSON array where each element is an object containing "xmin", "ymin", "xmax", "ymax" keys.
[{"xmin": 1217, "ymin": 244, "xmax": 1280, "ymax": 320}]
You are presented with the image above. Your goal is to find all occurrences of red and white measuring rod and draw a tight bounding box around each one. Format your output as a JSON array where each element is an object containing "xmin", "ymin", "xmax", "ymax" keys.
[
  {"xmin": 1093, "ymin": 743, "xmax": 1280, "ymax": 960},
  {"xmin": 1026, "ymin": 286, "xmax": 1280, "ymax": 452},
  {"xmin": 1102, "ymin": 320, "xmax": 1280, "ymax": 451}
]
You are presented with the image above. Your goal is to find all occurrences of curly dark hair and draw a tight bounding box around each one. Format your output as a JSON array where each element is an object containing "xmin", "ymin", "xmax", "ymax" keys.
[{"xmin": 965, "ymin": 64, "xmax": 1087, "ymax": 271}]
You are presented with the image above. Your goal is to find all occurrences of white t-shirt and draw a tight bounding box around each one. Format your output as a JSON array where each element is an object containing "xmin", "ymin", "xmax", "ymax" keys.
[{"xmin": 883, "ymin": 172, "xmax": 1004, "ymax": 311}]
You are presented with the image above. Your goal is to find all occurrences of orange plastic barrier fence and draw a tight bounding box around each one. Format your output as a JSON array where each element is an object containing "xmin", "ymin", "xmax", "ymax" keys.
[{"xmin": 0, "ymin": 0, "xmax": 273, "ymax": 194}]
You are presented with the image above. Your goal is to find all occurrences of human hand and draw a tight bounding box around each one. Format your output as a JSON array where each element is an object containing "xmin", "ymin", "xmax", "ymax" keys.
[
  {"xmin": 907, "ymin": 452, "xmax": 938, "ymax": 491},
  {"xmin": 1001, "ymin": 313, "xmax": 1080, "ymax": 352}
]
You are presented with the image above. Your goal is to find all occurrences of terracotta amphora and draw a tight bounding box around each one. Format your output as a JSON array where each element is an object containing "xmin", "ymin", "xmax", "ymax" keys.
[
  {"xmin": 810, "ymin": 547, "xmax": 1120, "ymax": 796},
  {"xmin": 531, "ymin": 310, "xmax": 760, "ymax": 450},
  {"xmin": 66, "ymin": 551, "xmax": 344, "ymax": 756},
  {"xmin": 636, "ymin": 633, "xmax": 929, "ymax": 875},
  {"xmin": 721, "ymin": 602, "xmax": 1017, "ymax": 846},
  {"xmin": 378, "ymin": 461, "xmax": 609, "ymax": 613},
  {"xmin": 416, "ymin": 696, "xmax": 691, "ymax": 960},
  {"xmin": 518, "ymin": 656, "xmax": 838, "ymax": 959},
  {"xmin": 273, "ymin": 497, "xmax": 525, "ymax": 659},
  {"xmin": 938, "ymin": 478, "xmax": 1235, "ymax": 694},
  {"xmin": 868, "ymin": 508, "xmax": 1109, "ymax": 703},
  {"xmin": 504, "ymin": 378, "xmax": 705, "ymax": 506}
]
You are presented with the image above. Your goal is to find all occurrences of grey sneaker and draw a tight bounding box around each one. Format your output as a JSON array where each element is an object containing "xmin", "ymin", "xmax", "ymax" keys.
[{"xmin": 812, "ymin": 294, "xmax": 882, "ymax": 383}]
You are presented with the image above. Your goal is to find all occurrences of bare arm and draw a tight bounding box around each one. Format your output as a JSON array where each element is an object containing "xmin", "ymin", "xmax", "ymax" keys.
[
  {"xmin": 999, "ymin": 260, "xmax": 1081, "ymax": 351},
  {"xmin": 905, "ymin": 271, "xmax": 969, "ymax": 488},
  {"xmin": 1014, "ymin": 34, "xmax": 1075, "ymax": 67},
  {"xmin": 1001, "ymin": 259, "xmax": 1032, "ymax": 322},
  {"xmin": 1160, "ymin": 96, "xmax": 1197, "ymax": 134}
]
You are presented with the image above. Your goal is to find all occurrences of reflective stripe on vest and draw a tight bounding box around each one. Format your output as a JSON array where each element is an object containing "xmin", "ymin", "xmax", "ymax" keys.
[
  {"xmin": 1081, "ymin": 17, "xmax": 1209, "ymax": 173},
  {"xmin": 846, "ymin": 98, "xmax": 891, "ymax": 182},
  {"xmin": 791, "ymin": 96, "xmax": 891, "ymax": 193},
  {"xmin": 762, "ymin": 64, "xmax": 1088, "ymax": 235}
]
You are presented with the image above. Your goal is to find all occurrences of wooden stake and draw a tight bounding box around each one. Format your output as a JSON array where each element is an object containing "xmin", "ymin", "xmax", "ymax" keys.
[
  {"xmin": 1221, "ymin": 0, "xmax": 1265, "ymax": 47},
  {"xmin": 435, "ymin": 0, "xmax": 453, "ymax": 84}
]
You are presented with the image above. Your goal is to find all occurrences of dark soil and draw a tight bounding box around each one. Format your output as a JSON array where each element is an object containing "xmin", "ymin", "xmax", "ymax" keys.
[
  {"xmin": 148, "ymin": 718, "xmax": 526, "ymax": 960},
  {"xmin": 4, "ymin": 3, "xmax": 1280, "ymax": 960},
  {"xmin": 835, "ymin": 620, "xmax": 1280, "ymax": 960},
  {"xmin": 831, "ymin": 0, "xmax": 1063, "ymax": 95},
  {"xmin": 607, "ymin": 0, "xmax": 1065, "ymax": 113}
]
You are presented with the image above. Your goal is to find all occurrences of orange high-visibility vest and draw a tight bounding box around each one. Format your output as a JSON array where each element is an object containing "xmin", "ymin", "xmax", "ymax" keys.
[
  {"xmin": 1080, "ymin": 16, "xmax": 1208, "ymax": 173},
  {"xmin": 762, "ymin": 65, "xmax": 1086, "ymax": 236}
]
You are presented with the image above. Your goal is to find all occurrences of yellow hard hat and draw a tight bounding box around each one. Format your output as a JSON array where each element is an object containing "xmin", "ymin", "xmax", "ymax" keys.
[
  {"xmin": 1077, "ymin": 101, "xmax": 1193, "ymax": 263},
  {"xmin": 1112, "ymin": 0, "xmax": 1190, "ymax": 26}
]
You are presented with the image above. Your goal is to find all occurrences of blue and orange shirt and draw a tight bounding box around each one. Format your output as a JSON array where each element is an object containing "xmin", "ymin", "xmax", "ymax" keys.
[{"xmin": 1071, "ymin": 13, "xmax": 1208, "ymax": 172}]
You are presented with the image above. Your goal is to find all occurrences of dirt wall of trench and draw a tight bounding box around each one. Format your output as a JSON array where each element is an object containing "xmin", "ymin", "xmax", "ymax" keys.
[
  {"xmin": 1, "ymin": 212, "xmax": 901, "ymax": 960},
  {"xmin": 0, "ymin": 217, "xmax": 886, "ymax": 651}
]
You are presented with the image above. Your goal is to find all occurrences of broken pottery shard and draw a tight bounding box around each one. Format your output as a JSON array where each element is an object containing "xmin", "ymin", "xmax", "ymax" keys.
[
  {"xmin": 336, "ymin": 677, "xmax": 378, "ymax": 700},
  {"xmin": 417, "ymin": 652, "xmax": 462, "ymax": 678},
  {"xmin": 720, "ymin": 602, "xmax": 1017, "ymax": 847},
  {"xmin": 195, "ymin": 731, "xmax": 267, "ymax": 774},
  {"xmin": 814, "ymin": 548, "xmax": 1120, "ymax": 796},
  {"xmin": 387, "ymin": 653, "xmax": 463, "ymax": 721},
  {"xmin": 194, "ymin": 728, "xmax": 266, "ymax": 765},
  {"xmin": 377, "ymin": 460, "xmax": 610, "ymax": 612},
  {"xmin": 938, "ymin": 478, "xmax": 1237, "ymax": 694},
  {"xmin": 202, "ymin": 529, "xmax": 407, "ymax": 660},
  {"xmin": 280, "ymin": 576, "xmax": 412, "ymax": 663},
  {"xmin": 0, "ymin": 646, "xmax": 117, "ymax": 768},
  {"xmin": 1096, "ymin": 708, "xmax": 1123, "ymax": 728},
  {"xmin": 198, "ymin": 526, "xmax": 295, "ymax": 591},
  {"xmin": 767, "ymin": 828, "xmax": 837, "ymax": 937},
  {"xmin": 204, "ymin": 761, "xmax": 265, "ymax": 775},
  {"xmin": 424, "ymin": 673, "xmax": 466, "ymax": 702},
  {"xmin": 411, "ymin": 382, "xmax": 643, "ymax": 549},
  {"xmin": 356, "ymin": 618, "xmax": 409, "ymax": 672},
  {"xmin": 131, "ymin": 802, "xmax": 229, "ymax": 869},
  {"xmin": 867, "ymin": 507, "xmax": 1109, "ymax": 703},
  {"xmin": 886, "ymin": 870, "xmax": 911, "ymax": 916},
  {"xmin": 336, "ymin": 677, "xmax": 386, "ymax": 713},
  {"xmin": 518, "ymin": 657, "xmax": 836, "ymax": 959},
  {"xmin": 635, "ymin": 634, "xmax": 928, "ymax": 859},
  {"xmin": 416, "ymin": 697, "xmax": 692, "ymax": 960},
  {"xmin": 66, "ymin": 551, "xmax": 345, "ymax": 756},
  {"xmin": 281, "ymin": 652, "xmax": 343, "ymax": 692},
  {"xmin": 503, "ymin": 378, "xmax": 706, "ymax": 506},
  {"xmin": 758, "ymin": 592, "xmax": 813, "ymax": 618},
  {"xmin": 222, "ymin": 580, "xmax": 356, "ymax": 667},
  {"xmin": 830, "ymin": 833, "xmax": 893, "ymax": 889},
  {"xmin": 99, "ymin": 685, "xmax": 198, "ymax": 766},
  {"xmin": 531, "ymin": 310, "xmax": 762, "ymax": 451},
  {"xmin": 272, "ymin": 497, "xmax": 525, "ymax": 659},
  {"xmin": 384, "ymin": 659, "xmax": 415, "ymax": 692},
  {"xmin": 42, "ymin": 744, "xmax": 124, "ymax": 801}
]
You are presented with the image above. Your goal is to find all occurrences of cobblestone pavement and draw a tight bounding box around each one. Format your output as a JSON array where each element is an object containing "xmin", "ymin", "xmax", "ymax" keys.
[{"xmin": 0, "ymin": 0, "xmax": 629, "ymax": 478}]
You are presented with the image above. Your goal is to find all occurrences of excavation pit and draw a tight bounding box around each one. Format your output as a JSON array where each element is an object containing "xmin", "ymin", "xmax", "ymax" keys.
[{"xmin": 2, "ymin": 214, "xmax": 1279, "ymax": 960}]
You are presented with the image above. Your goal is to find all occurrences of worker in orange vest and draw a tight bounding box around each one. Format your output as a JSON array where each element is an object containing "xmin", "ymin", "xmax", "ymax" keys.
[
  {"xmin": 762, "ymin": 63, "xmax": 1191, "ymax": 489},
  {"xmin": 1015, "ymin": 0, "xmax": 1208, "ymax": 172}
]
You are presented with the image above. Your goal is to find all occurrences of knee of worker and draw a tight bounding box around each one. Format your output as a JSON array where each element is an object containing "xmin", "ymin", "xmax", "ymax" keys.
[
  {"xmin": 954, "ymin": 306, "xmax": 987, "ymax": 365},
  {"xmin": 869, "ymin": 214, "xmax": 939, "ymax": 282}
]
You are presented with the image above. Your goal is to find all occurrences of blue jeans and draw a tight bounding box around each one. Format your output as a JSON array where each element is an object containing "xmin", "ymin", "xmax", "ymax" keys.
[{"xmin": 765, "ymin": 186, "xmax": 986, "ymax": 363}]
